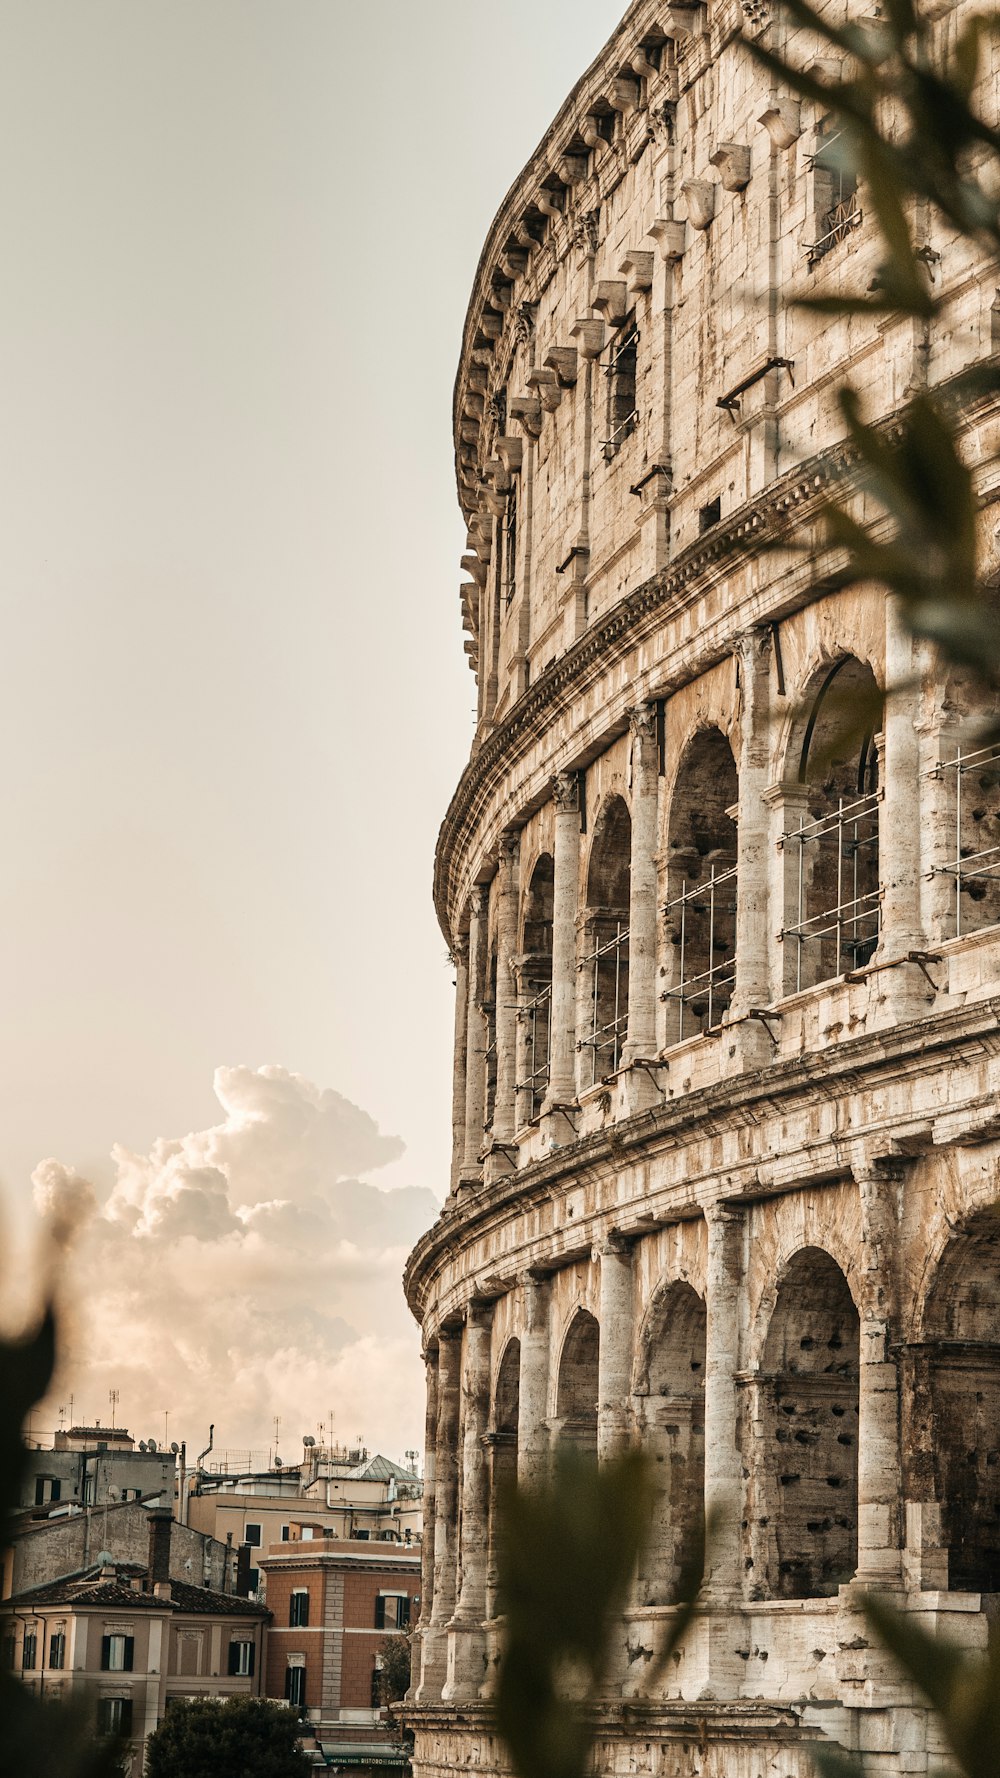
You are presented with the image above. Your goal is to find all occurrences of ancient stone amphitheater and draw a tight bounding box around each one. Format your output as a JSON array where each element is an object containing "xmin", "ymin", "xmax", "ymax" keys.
[{"xmin": 403, "ymin": 4, "xmax": 1000, "ymax": 1776}]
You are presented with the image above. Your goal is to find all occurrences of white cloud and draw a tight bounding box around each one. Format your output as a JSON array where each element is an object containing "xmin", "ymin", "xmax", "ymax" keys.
[{"xmin": 32, "ymin": 1066, "xmax": 438, "ymax": 1460}]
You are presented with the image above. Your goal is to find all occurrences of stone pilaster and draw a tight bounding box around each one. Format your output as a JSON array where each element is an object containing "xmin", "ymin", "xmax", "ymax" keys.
[
  {"xmin": 729, "ymin": 630, "xmax": 774, "ymax": 1049},
  {"xmin": 518, "ymin": 1272, "xmax": 552, "ymax": 1487},
  {"xmin": 877, "ymin": 597, "xmax": 926, "ymax": 961},
  {"xmin": 543, "ymin": 773, "xmax": 581, "ymax": 1113},
  {"xmin": 409, "ymin": 1350, "xmax": 438, "ymax": 1698},
  {"xmin": 491, "ymin": 832, "xmax": 520, "ymax": 1146},
  {"xmin": 623, "ymin": 705, "xmax": 659, "ymax": 1066},
  {"xmin": 460, "ymin": 889, "xmax": 487, "ymax": 1185},
  {"xmin": 703, "ymin": 1204, "xmax": 744, "ymax": 1604},
  {"xmin": 852, "ymin": 1160, "xmax": 904, "ymax": 1590},
  {"xmin": 449, "ymin": 939, "xmax": 469, "ymax": 1197},
  {"xmin": 444, "ymin": 1301, "xmax": 493, "ymax": 1701},
  {"xmin": 595, "ymin": 1238, "xmax": 633, "ymax": 1461},
  {"xmin": 416, "ymin": 1329, "xmax": 462, "ymax": 1699}
]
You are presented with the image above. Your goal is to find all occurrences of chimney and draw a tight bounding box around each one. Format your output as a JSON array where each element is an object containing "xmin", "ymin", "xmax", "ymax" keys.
[{"xmin": 147, "ymin": 1505, "xmax": 173, "ymax": 1589}]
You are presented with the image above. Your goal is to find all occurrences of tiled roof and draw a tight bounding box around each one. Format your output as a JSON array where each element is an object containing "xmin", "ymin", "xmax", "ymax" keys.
[{"xmin": 4, "ymin": 1566, "xmax": 267, "ymax": 1618}]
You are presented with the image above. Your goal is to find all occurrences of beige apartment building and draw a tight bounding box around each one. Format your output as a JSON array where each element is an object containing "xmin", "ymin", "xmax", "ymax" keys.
[
  {"xmin": 1, "ymin": 1511, "xmax": 267, "ymax": 1775},
  {"xmin": 187, "ymin": 1443, "xmax": 423, "ymax": 1595},
  {"xmin": 404, "ymin": 4, "xmax": 1000, "ymax": 1778}
]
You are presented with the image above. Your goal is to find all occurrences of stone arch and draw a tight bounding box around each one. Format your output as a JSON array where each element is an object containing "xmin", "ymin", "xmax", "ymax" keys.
[
  {"xmin": 518, "ymin": 853, "xmax": 554, "ymax": 1119},
  {"xmin": 634, "ymin": 1279, "xmax": 706, "ymax": 1605},
  {"xmin": 922, "ymin": 1205, "xmax": 1000, "ymax": 1590},
  {"xmin": 755, "ymin": 1246, "xmax": 859, "ymax": 1600},
  {"xmin": 556, "ymin": 1308, "xmax": 600, "ymax": 1457},
  {"xmin": 782, "ymin": 656, "xmax": 882, "ymax": 989},
  {"xmin": 581, "ymin": 796, "xmax": 631, "ymax": 1082},
  {"xmin": 662, "ymin": 728, "xmax": 739, "ymax": 1042}
]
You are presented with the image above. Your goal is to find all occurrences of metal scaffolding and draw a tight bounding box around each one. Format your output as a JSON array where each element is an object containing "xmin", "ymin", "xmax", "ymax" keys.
[
  {"xmin": 579, "ymin": 920, "xmax": 629, "ymax": 1085},
  {"xmin": 930, "ymin": 742, "xmax": 1000, "ymax": 937},
  {"xmin": 661, "ymin": 861, "xmax": 738, "ymax": 1043},
  {"xmin": 517, "ymin": 982, "xmax": 551, "ymax": 1121},
  {"xmin": 782, "ymin": 791, "xmax": 880, "ymax": 989}
]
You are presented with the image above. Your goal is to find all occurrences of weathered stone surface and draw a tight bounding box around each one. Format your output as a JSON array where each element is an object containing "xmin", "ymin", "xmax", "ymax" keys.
[{"xmin": 409, "ymin": 1, "xmax": 1000, "ymax": 1771}]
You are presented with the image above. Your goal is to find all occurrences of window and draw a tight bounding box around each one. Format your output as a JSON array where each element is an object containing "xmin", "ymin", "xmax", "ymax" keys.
[
  {"xmin": 244, "ymin": 1523, "xmax": 262, "ymax": 1548},
  {"xmin": 501, "ymin": 489, "xmax": 518, "ymax": 608},
  {"xmin": 603, "ymin": 323, "xmax": 638, "ymax": 456},
  {"xmin": 2, "ymin": 1634, "xmax": 15, "ymax": 1671},
  {"xmin": 97, "ymin": 1697, "xmax": 133, "ymax": 1737},
  {"xmin": 22, "ymin": 1631, "xmax": 37, "ymax": 1671},
  {"xmin": 281, "ymin": 1525, "xmax": 290, "ymax": 1542},
  {"xmin": 285, "ymin": 1663, "xmax": 306, "ymax": 1709},
  {"xmin": 34, "ymin": 1476, "xmax": 61, "ymax": 1505},
  {"xmin": 247, "ymin": 1567, "xmax": 260, "ymax": 1594},
  {"xmin": 48, "ymin": 1631, "xmax": 66, "ymax": 1671},
  {"xmin": 374, "ymin": 1593, "xmax": 411, "ymax": 1630},
  {"xmin": 289, "ymin": 1589, "xmax": 309, "ymax": 1627},
  {"xmin": 228, "ymin": 1638, "xmax": 255, "ymax": 1677},
  {"xmin": 100, "ymin": 1634, "xmax": 134, "ymax": 1673},
  {"xmin": 698, "ymin": 496, "xmax": 721, "ymax": 533},
  {"xmin": 808, "ymin": 122, "xmax": 861, "ymax": 264}
]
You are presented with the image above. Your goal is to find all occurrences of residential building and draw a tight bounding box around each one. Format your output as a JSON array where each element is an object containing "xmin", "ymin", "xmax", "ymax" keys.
[
  {"xmin": 261, "ymin": 1535, "xmax": 419, "ymax": 1769},
  {"xmin": 21, "ymin": 1425, "xmax": 177, "ymax": 1513},
  {"xmin": 3, "ymin": 1494, "xmax": 240, "ymax": 1600},
  {"xmin": 405, "ymin": 4, "xmax": 1000, "ymax": 1778},
  {"xmin": 187, "ymin": 1443, "xmax": 422, "ymax": 1595},
  {"xmin": 0, "ymin": 1508, "xmax": 267, "ymax": 1776}
]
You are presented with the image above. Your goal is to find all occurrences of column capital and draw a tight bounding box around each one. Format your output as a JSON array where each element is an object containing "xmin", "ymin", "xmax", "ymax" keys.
[
  {"xmin": 465, "ymin": 1296, "xmax": 495, "ymax": 1329},
  {"xmin": 736, "ymin": 624, "xmax": 773, "ymax": 670},
  {"xmin": 469, "ymin": 884, "xmax": 489, "ymax": 920},
  {"xmin": 552, "ymin": 770, "xmax": 581, "ymax": 813},
  {"xmin": 704, "ymin": 1199, "xmax": 744, "ymax": 1229},
  {"xmin": 591, "ymin": 1231, "xmax": 632, "ymax": 1264},
  {"xmin": 451, "ymin": 934, "xmax": 469, "ymax": 968},
  {"xmin": 628, "ymin": 702, "xmax": 658, "ymax": 744},
  {"xmin": 498, "ymin": 830, "xmax": 519, "ymax": 876}
]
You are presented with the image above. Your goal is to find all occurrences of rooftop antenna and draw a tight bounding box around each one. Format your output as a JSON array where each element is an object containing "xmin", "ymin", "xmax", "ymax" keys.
[
  {"xmin": 108, "ymin": 1389, "xmax": 119, "ymax": 1432},
  {"xmin": 273, "ymin": 1415, "xmax": 281, "ymax": 1464},
  {"xmin": 163, "ymin": 1410, "xmax": 169, "ymax": 1448}
]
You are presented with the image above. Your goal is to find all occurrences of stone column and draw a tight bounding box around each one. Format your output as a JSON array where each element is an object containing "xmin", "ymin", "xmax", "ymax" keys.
[
  {"xmin": 460, "ymin": 889, "xmax": 487, "ymax": 1184},
  {"xmin": 729, "ymin": 629, "xmax": 773, "ymax": 1022},
  {"xmin": 416, "ymin": 1330, "xmax": 462, "ymax": 1699},
  {"xmin": 853, "ymin": 1161, "xmax": 904, "ymax": 1589},
  {"xmin": 444, "ymin": 1302, "xmax": 493, "ymax": 1701},
  {"xmin": 703, "ymin": 1204, "xmax": 744, "ymax": 1603},
  {"xmin": 410, "ymin": 1350, "xmax": 438, "ymax": 1696},
  {"xmin": 491, "ymin": 832, "xmax": 520, "ymax": 1146},
  {"xmin": 595, "ymin": 1238, "xmax": 633, "ymax": 1462},
  {"xmin": 449, "ymin": 940, "xmax": 469, "ymax": 1197},
  {"xmin": 518, "ymin": 1273, "xmax": 552, "ymax": 1488},
  {"xmin": 623, "ymin": 705, "xmax": 659, "ymax": 1065},
  {"xmin": 877, "ymin": 595, "xmax": 925, "ymax": 958},
  {"xmin": 543, "ymin": 773, "xmax": 581, "ymax": 1111}
]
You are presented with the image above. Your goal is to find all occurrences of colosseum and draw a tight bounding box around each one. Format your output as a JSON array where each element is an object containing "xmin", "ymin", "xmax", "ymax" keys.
[{"xmin": 403, "ymin": 4, "xmax": 1000, "ymax": 1777}]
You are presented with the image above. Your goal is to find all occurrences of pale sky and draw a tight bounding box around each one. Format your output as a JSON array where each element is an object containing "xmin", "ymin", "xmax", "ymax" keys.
[{"xmin": 0, "ymin": 1, "xmax": 622, "ymax": 1457}]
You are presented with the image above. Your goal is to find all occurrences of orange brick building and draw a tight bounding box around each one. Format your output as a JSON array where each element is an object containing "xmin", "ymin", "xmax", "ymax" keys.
[{"xmin": 261, "ymin": 1536, "xmax": 420, "ymax": 1745}]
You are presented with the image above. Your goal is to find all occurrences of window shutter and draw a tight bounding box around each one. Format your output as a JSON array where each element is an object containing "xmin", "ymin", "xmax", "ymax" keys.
[
  {"xmin": 228, "ymin": 1640, "xmax": 239, "ymax": 1677},
  {"xmin": 400, "ymin": 1595, "xmax": 411, "ymax": 1627},
  {"xmin": 120, "ymin": 1698, "xmax": 133, "ymax": 1736},
  {"xmin": 374, "ymin": 1596, "xmax": 386, "ymax": 1630},
  {"xmin": 51, "ymin": 1479, "xmax": 61, "ymax": 1502},
  {"xmin": 284, "ymin": 1666, "xmax": 292, "ymax": 1700},
  {"xmin": 247, "ymin": 1641, "xmax": 255, "ymax": 1677},
  {"xmin": 100, "ymin": 1636, "xmax": 111, "ymax": 1671},
  {"xmin": 123, "ymin": 1636, "xmax": 134, "ymax": 1673}
]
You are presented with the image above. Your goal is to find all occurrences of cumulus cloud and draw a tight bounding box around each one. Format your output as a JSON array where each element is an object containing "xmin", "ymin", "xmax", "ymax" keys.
[{"xmin": 32, "ymin": 1066, "xmax": 438, "ymax": 1459}]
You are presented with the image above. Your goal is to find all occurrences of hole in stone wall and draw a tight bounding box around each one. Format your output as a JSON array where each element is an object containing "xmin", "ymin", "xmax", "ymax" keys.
[
  {"xmin": 636, "ymin": 1282, "xmax": 706, "ymax": 1607},
  {"xmin": 924, "ymin": 1209, "xmax": 1000, "ymax": 1591},
  {"xmin": 557, "ymin": 1310, "xmax": 600, "ymax": 1459},
  {"xmin": 759, "ymin": 1247, "xmax": 859, "ymax": 1599}
]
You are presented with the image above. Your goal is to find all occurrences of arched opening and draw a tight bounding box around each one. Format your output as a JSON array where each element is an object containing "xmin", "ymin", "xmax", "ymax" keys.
[
  {"xmin": 636, "ymin": 1283, "xmax": 706, "ymax": 1604},
  {"xmin": 557, "ymin": 1310, "xmax": 600, "ymax": 1458},
  {"xmin": 924, "ymin": 1209, "xmax": 1000, "ymax": 1590},
  {"xmin": 581, "ymin": 798, "xmax": 631, "ymax": 1085},
  {"xmin": 662, "ymin": 730, "xmax": 739, "ymax": 1043},
  {"xmin": 758, "ymin": 1248, "xmax": 859, "ymax": 1599},
  {"xmin": 518, "ymin": 855, "xmax": 554, "ymax": 1121},
  {"xmin": 785, "ymin": 657, "xmax": 881, "ymax": 989}
]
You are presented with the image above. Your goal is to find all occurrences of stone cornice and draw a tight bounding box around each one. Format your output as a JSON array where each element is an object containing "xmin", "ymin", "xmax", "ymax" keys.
[
  {"xmin": 433, "ymin": 371, "xmax": 1000, "ymax": 946},
  {"xmin": 403, "ymin": 994, "xmax": 1000, "ymax": 1322}
]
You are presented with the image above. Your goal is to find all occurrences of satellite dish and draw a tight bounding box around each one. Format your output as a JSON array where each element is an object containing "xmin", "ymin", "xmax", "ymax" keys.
[
  {"xmin": 147, "ymin": 1439, "xmax": 157, "ymax": 1452},
  {"xmin": 303, "ymin": 1436, "xmax": 316, "ymax": 1447},
  {"xmin": 138, "ymin": 1441, "xmax": 147, "ymax": 1452},
  {"xmin": 107, "ymin": 1486, "xmax": 119, "ymax": 1501},
  {"xmin": 170, "ymin": 1442, "xmax": 179, "ymax": 1454},
  {"xmin": 274, "ymin": 1456, "xmax": 283, "ymax": 1468},
  {"xmin": 97, "ymin": 1550, "xmax": 114, "ymax": 1566}
]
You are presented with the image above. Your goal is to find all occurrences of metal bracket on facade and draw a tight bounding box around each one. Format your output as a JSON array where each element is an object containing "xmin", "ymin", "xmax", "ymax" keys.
[
  {"xmin": 748, "ymin": 1007, "xmax": 782, "ymax": 1043},
  {"xmin": 717, "ymin": 356, "xmax": 795, "ymax": 421},
  {"xmin": 906, "ymin": 949, "xmax": 943, "ymax": 992}
]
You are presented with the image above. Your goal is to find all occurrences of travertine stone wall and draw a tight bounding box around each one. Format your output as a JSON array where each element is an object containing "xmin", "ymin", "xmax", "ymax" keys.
[{"xmin": 406, "ymin": 1, "xmax": 1000, "ymax": 1775}]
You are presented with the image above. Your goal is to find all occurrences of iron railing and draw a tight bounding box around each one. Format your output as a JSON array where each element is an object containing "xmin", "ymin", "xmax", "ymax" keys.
[
  {"xmin": 579, "ymin": 921, "xmax": 629, "ymax": 1084},
  {"xmin": 929, "ymin": 743, "xmax": 1000, "ymax": 937},
  {"xmin": 782, "ymin": 791, "xmax": 880, "ymax": 989},
  {"xmin": 661, "ymin": 862, "xmax": 738, "ymax": 1043}
]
